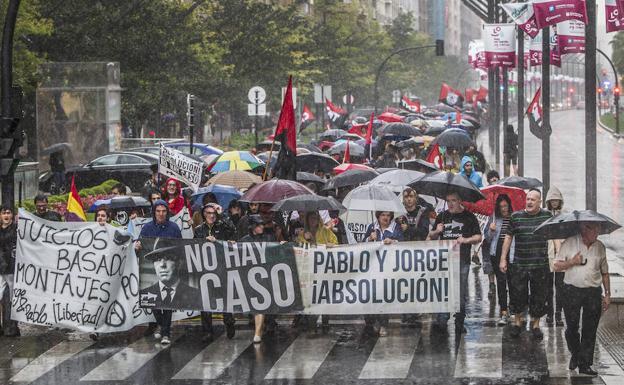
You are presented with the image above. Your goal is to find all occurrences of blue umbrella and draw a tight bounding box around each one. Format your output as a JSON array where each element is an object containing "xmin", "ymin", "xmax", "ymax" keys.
[{"xmin": 190, "ymin": 184, "xmax": 242, "ymax": 211}]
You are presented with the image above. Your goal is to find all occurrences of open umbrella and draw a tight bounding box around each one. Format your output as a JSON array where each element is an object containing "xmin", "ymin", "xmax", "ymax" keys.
[
  {"xmin": 369, "ymin": 169, "xmax": 424, "ymax": 192},
  {"xmin": 296, "ymin": 153, "xmax": 340, "ymax": 173},
  {"xmin": 431, "ymin": 128, "xmax": 474, "ymax": 148},
  {"xmin": 408, "ymin": 171, "xmax": 485, "ymax": 202},
  {"xmin": 342, "ymin": 184, "xmax": 406, "ymax": 215},
  {"xmin": 88, "ymin": 196, "xmax": 151, "ymax": 212},
  {"xmin": 534, "ymin": 210, "xmax": 621, "ymax": 239},
  {"xmin": 497, "ymin": 175, "xmax": 543, "ymax": 189},
  {"xmin": 433, "ymin": 103, "xmax": 457, "ymax": 113},
  {"xmin": 323, "ymin": 169, "xmax": 379, "ymax": 190},
  {"xmin": 380, "ymin": 122, "xmax": 422, "ymax": 137},
  {"xmin": 338, "ymin": 133, "xmax": 364, "ymax": 141},
  {"xmin": 398, "ymin": 159, "xmax": 438, "ymax": 173},
  {"xmin": 207, "ymin": 170, "xmax": 261, "ymax": 190},
  {"xmin": 296, "ymin": 171, "xmax": 325, "ymax": 184},
  {"xmin": 333, "ymin": 163, "xmax": 376, "ymax": 175},
  {"xmin": 377, "ymin": 112, "xmax": 405, "ymax": 123},
  {"xmin": 297, "ymin": 142, "xmax": 322, "ymax": 153},
  {"xmin": 256, "ymin": 152, "xmax": 278, "ymax": 170},
  {"xmin": 190, "ymin": 184, "xmax": 242, "ymax": 211},
  {"xmin": 327, "ymin": 141, "xmax": 365, "ymax": 157},
  {"xmin": 319, "ymin": 129, "xmax": 347, "ymax": 141},
  {"xmin": 41, "ymin": 142, "xmax": 72, "ymax": 156},
  {"xmin": 462, "ymin": 185, "xmax": 526, "ymax": 216},
  {"xmin": 239, "ymin": 179, "xmax": 314, "ymax": 204},
  {"xmin": 208, "ymin": 151, "xmax": 264, "ymax": 172},
  {"xmin": 256, "ymin": 140, "xmax": 279, "ymax": 153},
  {"xmin": 271, "ymin": 194, "xmax": 346, "ymax": 213}
]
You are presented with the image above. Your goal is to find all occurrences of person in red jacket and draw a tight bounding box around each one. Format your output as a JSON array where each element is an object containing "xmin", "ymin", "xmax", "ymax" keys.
[{"xmin": 162, "ymin": 178, "xmax": 189, "ymax": 215}]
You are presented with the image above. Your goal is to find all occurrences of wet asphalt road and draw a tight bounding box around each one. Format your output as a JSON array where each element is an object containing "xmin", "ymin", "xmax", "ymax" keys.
[{"xmin": 1, "ymin": 266, "xmax": 622, "ymax": 385}]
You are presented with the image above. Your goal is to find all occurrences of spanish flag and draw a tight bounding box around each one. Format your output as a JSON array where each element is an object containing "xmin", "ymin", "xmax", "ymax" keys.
[{"xmin": 65, "ymin": 175, "xmax": 86, "ymax": 221}]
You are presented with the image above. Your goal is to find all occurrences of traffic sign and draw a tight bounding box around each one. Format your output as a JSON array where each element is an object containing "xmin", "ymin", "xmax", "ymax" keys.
[
  {"xmin": 248, "ymin": 103, "xmax": 266, "ymax": 116},
  {"xmin": 248, "ymin": 86, "xmax": 266, "ymax": 104}
]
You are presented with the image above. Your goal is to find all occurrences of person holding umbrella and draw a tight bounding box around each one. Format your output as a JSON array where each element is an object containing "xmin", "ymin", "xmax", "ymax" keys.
[
  {"xmin": 553, "ymin": 223, "xmax": 611, "ymax": 376},
  {"xmin": 427, "ymin": 192, "xmax": 482, "ymax": 334}
]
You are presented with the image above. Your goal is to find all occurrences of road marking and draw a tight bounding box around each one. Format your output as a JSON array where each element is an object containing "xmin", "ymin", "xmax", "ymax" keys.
[
  {"xmin": 10, "ymin": 341, "xmax": 94, "ymax": 383},
  {"xmin": 359, "ymin": 331, "xmax": 420, "ymax": 379},
  {"xmin": 264, "ymin": 335, "xmax": 336, "ymax": 379},
  {"xmin": 171, "ymin": 331, "xmax": 253, "ymax": 380},
  {"xmin": 544, "ymin": 327, "xmax": 583, "ymax": 378},
  {"xmin": 454, "ymin": 328, "xmax": 503, "ymax": 378},
  {"xmin": 80, "ymin": 336, "xmax": 178, "ymax": 381}
]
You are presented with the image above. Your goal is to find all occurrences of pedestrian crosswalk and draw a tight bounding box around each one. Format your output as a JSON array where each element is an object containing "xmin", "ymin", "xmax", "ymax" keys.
[{"xmin": 2, "ymin": 323, "xmax": 622, "ymax": 384}]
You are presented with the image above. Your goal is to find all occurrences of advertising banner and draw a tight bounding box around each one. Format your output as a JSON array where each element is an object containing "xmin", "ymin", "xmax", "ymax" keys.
[
  {"xmin": 482, "ymin": 24, "xmax": 517, "ymax": 68},
  {"xmin": 533, "ymin": 0, "xmax": 587, "ymax": 30},
  {"xmin": 557, "ymin": 19, "xmax": 585, "ymax": 54}
]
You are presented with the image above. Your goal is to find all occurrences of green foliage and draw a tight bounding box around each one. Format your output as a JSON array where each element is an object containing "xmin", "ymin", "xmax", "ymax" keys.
[
  {"xmin": 612, "ymin": 32, "xmax": 624, "ymax": 76},
  {"xmin": 600, "ymin": 112, "xmax": 617, "ymax": 131}
]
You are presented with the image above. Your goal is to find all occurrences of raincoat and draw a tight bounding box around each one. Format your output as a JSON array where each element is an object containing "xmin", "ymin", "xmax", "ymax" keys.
[{"xmin": 459, "ymin": 155, "xmax": 483, "ymax": 188}]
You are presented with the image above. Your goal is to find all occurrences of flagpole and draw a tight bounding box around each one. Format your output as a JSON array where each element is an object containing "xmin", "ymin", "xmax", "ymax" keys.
[{"xmin": 262, "ymin": 136, "xmax": 277, "ymax": 181}]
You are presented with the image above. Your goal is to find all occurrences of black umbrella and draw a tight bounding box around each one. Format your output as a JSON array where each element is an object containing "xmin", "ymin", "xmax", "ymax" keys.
[
  {"xmin": 408, "ymin": 171, "xmax": 485, "ymax": 202},
  {"xmin": 497, "ymin": 176, "xmax": 543, "ymax": 189},
  {"xmin": 297, "ymin": 142, "xmax": 322, "ymax": 153},
  {"xmin": 41, "ymin": 142, "xmax": 72, "ymax": 156},
  {"xmin": 534, "ymin": 210, "xmax": 622, "ymax": 239},
  {"xmin": 398, "ymin": 159, "xmax": 438, "ymax": 173},
  {"xmin": 319, "ymin": 129, "xmax": 347, "ymax": 141},
  {"xmin": 323, "ymin": 169, "xmax": 379, "ymax": 190},
  {"xmin": 327, "ymin": 142, "xmax": 365, "ymax": 157},
  {"xmin": 105, "ymin": 196, "xmax": 151, "ymax": 210},
  {"xmin": 380, "ymin": 122, "xmax": 422, "ymax": 137},
  {"xmin": 296, "ymin": 171, "xmax": 325, "ymax": 184},
  {"xmin": 296, "ymin": 153, "xmax": 340, "ymax": 173},
  {"xmin": 271, "ymin": 194, "xmax": 346, "ymax": 213},
  {"xmin": 424, "ymin": 125, "xmax": 447, "ymax": 136},
  {"xmin": 433, "ymin": 103, "xmax": 457, "ymax": 113},
  {"xmin": 431, "ymin": 128, "xmax": 474, "ymax": 148}
]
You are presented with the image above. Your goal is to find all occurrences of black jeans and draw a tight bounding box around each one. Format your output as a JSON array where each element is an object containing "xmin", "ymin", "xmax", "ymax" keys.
[
  {"xmin": 546, "ymin": 272, "xmax": 565, "ymax": 317},
  {"xmin": 201, "ymin": 312, "xmax": 235, "ymax": 331},
  {"xmin": 561, "ymin": 284, "xmax": 602, "ymax": 368},
  {"xmin": 509, "ymin": 265, "xmax": 549, "ymax": 318},
  {"xmin": 490, "ymin": 253, "xmax": 509, "ymax": 312},
  {"xmin": 153, "ymin": 309, "xmax": 172, "ymax": 337}
]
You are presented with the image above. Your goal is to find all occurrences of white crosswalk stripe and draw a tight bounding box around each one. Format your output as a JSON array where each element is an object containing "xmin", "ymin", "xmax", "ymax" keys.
[
  {"xmin": 80, "ymin": 336, "xmax": 180, "ymax": 381},
  {"xmin": 454, "ymin": 327, "xmax": 504, "ymax": 378},
  {"xmin": 359, "ymin": 331, "xmax": 421, "ymax": 379},
  {"xmin": 171, "ymin": 331, "xmax": 253, "ymax": 380},
  {"xmin": 264, "ymin": 334, "xmax": 337, "ymax": 379},
  {"xmin": 10, "ymin": 341, "xmax": 94, "ymax": 383}
]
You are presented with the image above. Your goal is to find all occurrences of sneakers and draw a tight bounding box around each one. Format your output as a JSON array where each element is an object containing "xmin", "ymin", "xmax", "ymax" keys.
[
  {"xmin": 531, "ymin": 327, "xmax": 544, "ymax": 340},
  {"xmin": 153, "ymin": 327, "xmax": 162, "ymax": 340},
  {"xmin": 578, "ymin": 366, "xmax": 598, "ymax": 376},
  {"xmin": 253, "ymin": 335, "xmax": 262, "ymax": 344},
  {"xmin": 160, "ymin": 336, "xmax": 171, "ymax": 345},
  {"xmin": 497, "ymin": 313, "xmax": 510, "ymax": 326},
  {"xmin": 378, "ymin": 326, "xmax": 388, "ymax": 337}
]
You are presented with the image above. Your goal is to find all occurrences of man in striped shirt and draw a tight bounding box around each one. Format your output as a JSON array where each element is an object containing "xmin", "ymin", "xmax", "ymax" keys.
[{"xmin": 499, "ymin": 189, "xmax": 552, "ymax": 340}]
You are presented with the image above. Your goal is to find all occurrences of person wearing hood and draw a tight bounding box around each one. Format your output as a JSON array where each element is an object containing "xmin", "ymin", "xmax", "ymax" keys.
[
  {"xmin": 194, "ymin": 203, "xmax": 236, "ymax": 341},
  {"xmin": 135, "ymin": 199, "xmax": 182, "ymax": 345},
  {"xmin": 463, "ymin": 144, "xmax": 486, "ymax": 173},
  {"xmin": 459, "ymin": 156, "xmax": 483, "ymax": 188},
  {"xmin": 162, "ymin": 178, "xmax": 189, "ymax": 216},
  {"xmin": 545, "ymin": 186, "xmax": 565, "ymax": 326}
]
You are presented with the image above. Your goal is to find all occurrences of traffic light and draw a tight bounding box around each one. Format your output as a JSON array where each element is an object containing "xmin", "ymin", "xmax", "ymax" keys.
[
  {"xmin": 615, "ymin": 87, "xmax": 621, "ymax": 95},
  {"xmin": 435, "ymin": 40, "xmax": 444, "ymax": 56},
  {"xmin": 569, "ymin": 88, "xmax": 574, "ymax": 93},
  {"xmin": 0, "ymin": 116, "xmax": 21, "ymax": 177}
]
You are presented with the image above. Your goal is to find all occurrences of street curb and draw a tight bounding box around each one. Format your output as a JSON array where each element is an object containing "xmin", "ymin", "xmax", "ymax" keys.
[{"xmin": 598, "ymin": 115, "xmax": 623, "ymax": 139}]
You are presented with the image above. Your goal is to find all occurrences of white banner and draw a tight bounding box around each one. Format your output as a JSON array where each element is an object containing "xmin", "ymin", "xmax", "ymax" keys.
[
  {"xmin": 482, "ymin": 24, "xmax": 517, "ymax": 68},
  {"xmin": 129, "ymin": 206, "xmax": 194, "ymax": 240},
  {"xmin": 159, "ymin": 145, "xmax": 203, "ymax": 192},
  {"xmin": 341, "ymin": 210, "xmax": 373, "ymax": 244},
  {"xmin": 11, "ymin": 210, "xmax": 195, "ymax": 333},
  {"xmin": 295, "ymin": 241, "xmax": 460, "ymax": 315}
]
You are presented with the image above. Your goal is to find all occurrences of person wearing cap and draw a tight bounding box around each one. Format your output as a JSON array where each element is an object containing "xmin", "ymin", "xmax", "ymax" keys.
[
  {"xmin": 139, "ymin": 238, "xmax": 200, "ymax": 345},
  {"xmin": 193, "ymin": 203, "xmax": 236, "ymax": 341},
  {"xmin": 135, "ymin": 199, "xmax": 182, "ymax": 344}
]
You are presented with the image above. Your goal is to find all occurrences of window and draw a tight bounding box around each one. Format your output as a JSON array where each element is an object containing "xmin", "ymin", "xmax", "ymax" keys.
[
  {"xmin": 117, "ymin": 154, "xmax": 150, "ymax": 165},
  {"xmin": 89, "ymin": 155, "xmax": 119, "ymax": 166}
]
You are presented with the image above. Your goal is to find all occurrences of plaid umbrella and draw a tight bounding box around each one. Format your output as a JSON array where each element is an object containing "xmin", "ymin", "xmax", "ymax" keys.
[{"xmin": 208, "ymin": 151, "xmax": 264, "ymax": 172}]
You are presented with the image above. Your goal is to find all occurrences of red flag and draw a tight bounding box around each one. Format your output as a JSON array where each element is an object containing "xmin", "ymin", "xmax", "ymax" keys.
[
  {"xmin": 377, "ymin": 111, "xmax": 404, "ymax": 123},
  {"xmin": 348, "ymin": 123, "xmax": 366, "ymax": 136},
  {"xmin": 439, "ymin": 83, "xmax": 464, "ymax": 108},
  {"xmin": 465, "ymin": 89, "xmax": 475, "ymax": 103},
  {"xmin": 455, "ymin": 110, "xmax": 462, "ymax": 124},
  {"xmin": 365, "ymin": 113, "xmax": 374, "ymax": 160},
  {"xmin": 325, "ymin": 99, "xmax": 347, "ymax": 128},
  {"xmin": 426, "ymin": 143, "xmax": 444, "ymax": 169},
  {"xmin": 299, "ymin": 104, "xmax": 315, "ymax": 133},
  {"xmin": 476, "ymin": 86, "xmax": 488, "ymax": 102},
  {"xmin": 273, "ymin": 76, "xmax": 297, "ymax": 180},
  {"xmin": 343, "ymin": 139, "xmax": 351, "ymax": 164},
  {"xmin": 527, "ymin": 87, "xmax": 543, "ymax": 124},
  {"xmin": 400, "ymin": 95, "xmax": 421, "ymax": 113}
]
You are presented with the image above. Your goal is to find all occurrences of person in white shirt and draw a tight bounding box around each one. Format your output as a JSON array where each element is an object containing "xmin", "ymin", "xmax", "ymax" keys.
[{"xmin": 553, "ymin": 223, "xmax": 611, "ymax": 376}]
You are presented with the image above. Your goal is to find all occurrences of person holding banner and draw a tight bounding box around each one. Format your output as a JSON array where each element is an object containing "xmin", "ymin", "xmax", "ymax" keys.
[
  {"xmin": 136, "ymin": 199, "xmax": 182, "ymax": 344},
  {"xmin": 428, "ymin": 192, "xmax": 481, "ymax": 334},
  {"xmin": 95, "ymin": 207, "xmax": 111, "ymax": 226},
  {"xmin": 193, "ymin": 203, "xmax": 237, "ymax": 341},
  {"xmin": 363, "ymin": 211, "xmax": 404, "ymax": 337},
  {"xmin": 0, "ymin": 204, "xmax": 19, "ymax": 337}
]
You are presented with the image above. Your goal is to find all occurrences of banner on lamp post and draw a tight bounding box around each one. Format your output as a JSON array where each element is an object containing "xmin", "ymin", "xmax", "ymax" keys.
[
  {"xmin": 482, "ymin": 24, "xmax": 517, "ymax": 68},
  {"xmin": 550, "ymin": 27, "xmax": 562, "ymax": 68},
  {"xmin": 529, "ymin": 33, "xmax": 543, "ymax": 67},
  {"xmin": 532, "ymin": 0, "xmax": 588, "ymax": 30},
  {"xmin": 557, "ymin": 20, "xmax": 585, "ymax": 54},
  {"xmin": 606, "ymin": 0, "xmax": 624, "ymax": 32},
  {"xmin": 500, "ymin": 2, "xmax": 540, "ymax": 38}
]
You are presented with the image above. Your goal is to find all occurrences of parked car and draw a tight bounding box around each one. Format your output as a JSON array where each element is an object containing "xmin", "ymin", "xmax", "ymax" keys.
[
  {"xmin": 164, "ymin": 142, "xmax": 223, "ymax": 157},
  {"xmin": 39, "ymin": 152, "xmax": 158, "ymax": 193},
  {"xmin": 125, "ymin": 146, "xmax": 160, "ymax": 156}
]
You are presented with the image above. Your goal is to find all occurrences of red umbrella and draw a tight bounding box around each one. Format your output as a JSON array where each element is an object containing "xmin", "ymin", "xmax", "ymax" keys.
[
  {"xmin": 333, "ymin": 163, "xmax": 376, "ymax": 175},
  {"xmin": 239, "ymin": 179, "xmax": 314, "ymax": 204},
  {"xmin": 377, "ymin": 112, "xmax": 404, "ymax": 123},
  {"xmin": 463, "ymin": 185, "xmax": 526, "ymax": 216}
]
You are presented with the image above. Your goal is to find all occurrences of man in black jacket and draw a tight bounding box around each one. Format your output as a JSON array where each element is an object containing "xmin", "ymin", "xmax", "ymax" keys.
[
  {"xmin": 0, "ymin": 205, "xmax": 19, "ymax": 336},
  {"xmin": 193, "ymin": 203, "xmax": 237, "ymax": 340}
]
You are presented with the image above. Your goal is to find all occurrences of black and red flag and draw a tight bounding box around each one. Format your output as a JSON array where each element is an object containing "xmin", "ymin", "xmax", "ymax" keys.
[
  {"xmin": 299, "ymin": 104, "xmax": 315, "ymax": 133},
  {"xmin": 475, "ymin": 86, "xmax": 488, "ymax": 102},
  {"xmin": 273, "ymin": 76, "xmax": 297, "ymax": 180},
  {"xmin": 526, "ymin": 87, "xmax": 551, "ymax": 140},
  {"xmin": 439, "ymin": 83, "xmax": 464, "ymax": 108},
  {"xmin": 400, "ymin": 95, "xmax": 421, "ymax": 113},
  {"xmin": 325, "ymin": 98, "xmax": 348, "ymax": 129}
]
